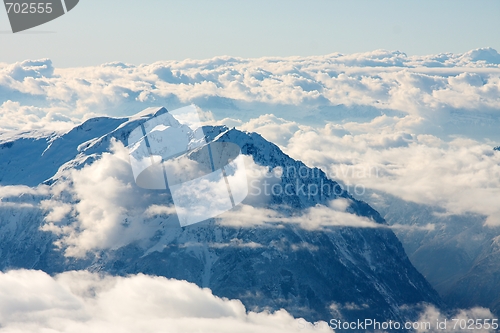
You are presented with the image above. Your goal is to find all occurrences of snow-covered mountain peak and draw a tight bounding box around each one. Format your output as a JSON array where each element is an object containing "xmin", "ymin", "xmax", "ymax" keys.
[
  {"xmin": 128, "ymin": 106, "xmax": 169, "ymax": 120},
  {"xmin": 0, "ymin": 106, "xmax": 444, "ymax": 325}
]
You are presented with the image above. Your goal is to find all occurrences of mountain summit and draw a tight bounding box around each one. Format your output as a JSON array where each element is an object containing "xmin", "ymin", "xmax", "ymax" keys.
[{"xmin": 0, "ymin": 107, "xmax": 442, "ymax": 326}]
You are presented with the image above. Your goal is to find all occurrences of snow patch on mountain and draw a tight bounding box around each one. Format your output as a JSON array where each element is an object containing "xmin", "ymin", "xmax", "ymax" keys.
[{"xmin": 0, "ymin": 108, "xmax": 444, "ymax": 324}]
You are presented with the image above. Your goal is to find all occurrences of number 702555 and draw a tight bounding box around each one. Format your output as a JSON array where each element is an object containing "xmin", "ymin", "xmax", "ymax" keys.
[
  {"xmin": 452, "ymin": 318, "xmax": 499, "ymax": 330},
  {"xmin": 5, "ymin": 2, "xmax": 53, "ymax": 14}
]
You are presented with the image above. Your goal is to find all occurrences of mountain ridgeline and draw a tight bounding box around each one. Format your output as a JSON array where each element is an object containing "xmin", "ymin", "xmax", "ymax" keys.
[{"xmin": 0, "ymin": 107, "xmax": 443, "ymax": 328}]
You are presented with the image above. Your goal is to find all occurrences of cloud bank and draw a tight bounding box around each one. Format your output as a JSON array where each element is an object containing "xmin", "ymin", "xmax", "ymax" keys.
[
  {"xmin": 239, "ymin": 114, "xmax": 500, "ymax": 227},
  {"xmin": 0, "ymin": 269, "xmax": 330, "ymax": 333},
  {"xmin": 1, "ymin": 48, "xmax": 499, "ymax": 253},
  {"xmin": 0, "ymin": 50, "xmax": 499, "ymax": 332},
  {"xmin": 35, "ymin": 141, "xmax": 385, "ymax": 257},
  {"xmin": 0, "ymin": 270, "xmax": 495, "ymax": 333},
  {"xmin": 39, "ymin": 140, "xmax": 171, "ymax": 257},
  {"xmin": 1, "ymin": 48, "xmax": 500, "ymax": 134}
]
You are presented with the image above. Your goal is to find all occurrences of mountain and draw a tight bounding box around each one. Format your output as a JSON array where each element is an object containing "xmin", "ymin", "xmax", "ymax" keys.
[
  {"xmin": 0, "ymin": 107, "xmax": 443, "ymax": 327},
  {"xmin": 444, "ymin": 236, "xmax": 500, "ymax": 316},
  {"xmin": 357, "ymin": 189, "xmax": 500, "ymax": 318}
]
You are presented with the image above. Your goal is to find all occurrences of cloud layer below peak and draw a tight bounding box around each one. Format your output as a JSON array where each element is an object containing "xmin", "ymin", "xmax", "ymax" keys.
[
  {"xmin": 1, "ymin": 48, "xmax": 500, "ymax": 136},
  {"xmin": 0, "ymin": 269, "xmax": 329, "ymax": 333}
]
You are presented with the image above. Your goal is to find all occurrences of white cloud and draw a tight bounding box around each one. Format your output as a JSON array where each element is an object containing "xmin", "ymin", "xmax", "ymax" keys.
[
  {"xmin": 41, "ymin": 140, "xmax": 164, "ymax": 257},
  {"xmin": 0, "ymin": 269, "xmax": 331, "ymax": 333},
  {"xmin": 1, "ymin": 50, "xmax": 499, "ymax": 331},
  {"xmin": 1, "ymin": 48, "xmax": 500, "ymax": 136},
  {"xmin": 0, "ymin": 270, "xmax": 495, "ymax": 333},
  {"xmin": 0, "ymin": 184, "xmax": 49, "ymax": 197},
  {"xmin": 415, "ymin": 305, "xmax": 497, "ymax": 333},
  {"xmin": 0, "ymin": 100, "xmax": 76, "ymax": 132},
  {"xmin": 237, "ymin": 114, "xmax": 500, "ymax": 228},
  {"xmin": 239, "ymin": 114, "xmax": 301, "ymax": 147},
  {"xmin": 208, "ymin": 238, "xmax": 264, "ymax": 249},
  {"xmin": 217, "ymin": 200, "xmax": 383, "ymax": 230},
  {"xmin": 0, "ymin": 48, "xmax": 498, "ymax": 252},
  {"xmin": 38, "ymin": 142, "xmax": 390, "ymax": 258}
]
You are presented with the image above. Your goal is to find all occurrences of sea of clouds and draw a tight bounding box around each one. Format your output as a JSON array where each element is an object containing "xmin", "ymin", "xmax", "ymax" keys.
[
  {"xmin": 0, "ymin": 270, "xmax": 494, "ymax": 333},
  {"xmin": 1, "ymin": 47, "xmax": 500, "ymax": 133},
  {"xmin": 2, "ymin": 47, "xmax": 497, "ymax": 225},
  {"xmin": 1, "ymin": 48, "xmax": 500, "ymax": 331}
]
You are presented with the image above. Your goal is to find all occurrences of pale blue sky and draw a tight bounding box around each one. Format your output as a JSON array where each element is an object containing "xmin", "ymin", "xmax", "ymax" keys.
[{"xmin": 1, "ymin": 0, "xmax": 499, "ymax": 67}]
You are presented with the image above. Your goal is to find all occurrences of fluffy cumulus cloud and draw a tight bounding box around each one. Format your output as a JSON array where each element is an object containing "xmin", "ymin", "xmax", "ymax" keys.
[
  {"xmin": 1, "ymin": 49, "xmax": 500, "ymax": 330},
  {"xmin": 39, "ymin": 140, "xmax": 173, "ymax": 257},
  {"xmin": 0, "ymin": 48, "xmax": 498, "ymax": 251},
  {"xmin": 0, "ymin": 100, "xmax": 76, "ymax": 132},
  {"xmin": 36, "ymin": 140, "xmax": 386, "ymax": 257},
  {"xmin": 0, "ymin": 269, "xmax": 330, "ymax": 333},
  {"xmin": 236, "ymin": 113, "xmax": 500, "ymax": 227},
  {"xmin": 217, "ymin": 200, "xmax": 382, "ymax": 230},
  {"xmin": 0, "ymin": 270, "xmax": 495, "ymax": 333},
  {"xmin": 1, "ymin": 48, "xmax": 500, "ymax": 133},
  {"xmin": 414, "ymin": 305, "xmax": 497, "ymax": 333}
]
